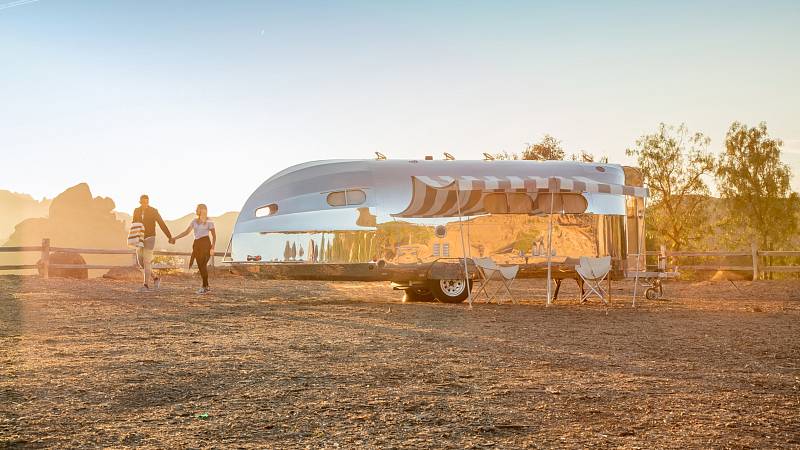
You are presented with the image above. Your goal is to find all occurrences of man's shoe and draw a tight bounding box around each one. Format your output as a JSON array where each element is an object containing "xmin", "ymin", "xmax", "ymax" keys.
[
  {"xmin": 139, "ymin": 285, "xmax": 150, "ymax": 292},
  {"xmin": 196, "ymin": 287, "xmax": 209, "ymax": 294}
]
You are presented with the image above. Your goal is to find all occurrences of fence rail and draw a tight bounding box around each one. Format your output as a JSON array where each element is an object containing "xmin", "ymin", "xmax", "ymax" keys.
[
  {"xmin": 0, "ymin": 239, "xmax": 226, "ymax": 278},
  {"xmin": 0, "ymin": 246, "xmax": 43, "ymax": 253},
  {"xmin": 644, "ymin": 243, "xmax": 800, "ymax": 281},
  {"xmin": 1, "ymin": 239, "xmax": 799, "ymax": 279},
  {"xmin": 0, "ymin": 264, "xmax": 39, "ymax": 271},
  {"xmin": 758, "ymin": 251, "xmax": 800, "ymax": 257}
]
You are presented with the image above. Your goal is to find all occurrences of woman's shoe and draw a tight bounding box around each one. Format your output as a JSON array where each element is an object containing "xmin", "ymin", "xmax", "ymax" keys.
[{"xmin": 196, "ymin": 287, "xmax": 209, "ymax": 294}]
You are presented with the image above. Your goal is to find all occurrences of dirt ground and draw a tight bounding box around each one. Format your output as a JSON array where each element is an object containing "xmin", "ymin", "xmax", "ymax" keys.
[{"xmin": 1, "ymin": 273, "xmax": 799, "ymax": 449}]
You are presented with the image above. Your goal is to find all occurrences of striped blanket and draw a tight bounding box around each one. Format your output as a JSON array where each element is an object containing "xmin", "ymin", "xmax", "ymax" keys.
[{"xmin": 127, "ymin": 222, "xmax": 145, "ymax": 248}]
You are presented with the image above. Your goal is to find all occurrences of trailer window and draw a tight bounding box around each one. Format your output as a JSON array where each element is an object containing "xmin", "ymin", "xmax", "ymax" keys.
[
  {"xmin": 326, "ymin": 189, "xmax": 366, "ymax": 207},
  {"xmin": 255, "ymin": 203, "xmax": 278, "ymax": 217},
  {"xmin": 346, "ymin": 189, "xmax": 366, "ymax": 205}
]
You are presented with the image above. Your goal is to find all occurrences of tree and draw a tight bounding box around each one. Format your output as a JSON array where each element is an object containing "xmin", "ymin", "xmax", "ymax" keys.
[
  {"xmin": 283, "ymin": 241, "xmax": 292, "ymax": 261},
  {"xmin": 495, "ymin": 134, "xmax": 565, "ymax": 161},
  {"xmin": 521, "ymin": 134, "xmax": 565, "ymax": 160},
  {"xmin": 716, "ymin": 121, "xmax": 799, "ymax": 251},
  {"xmin": 626, "ymin": 123, "xmax": 716, "ymax": 250}
]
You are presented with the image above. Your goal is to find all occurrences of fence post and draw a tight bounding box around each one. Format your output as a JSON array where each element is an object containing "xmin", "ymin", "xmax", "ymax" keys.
[
  {"xmin": 751, "ymin": 242, "xmax": 759, "ymax": 281},
  {"xmin": 659, "ymin": 244, "xmax": 667, "ymax": 271},
  {"xmin": 41, "ymin": 238, "xmax": 50, "ymax": 279}
]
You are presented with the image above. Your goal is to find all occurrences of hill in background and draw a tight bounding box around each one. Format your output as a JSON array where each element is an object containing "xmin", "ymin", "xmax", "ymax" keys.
[
  {"xmin": 114, "ymin": 211, "xmax": 239, "ymax": 254},
  {"xmin": 2, "ymin": 184, "xmax": 240, "ymax": 274},
  {"xmin": 0, "ymin": 190, "xmax": 51, "ymax": 244},
  {"xmin": 161, "ymin": 212, "xmax": 238, "ymax": 254}
]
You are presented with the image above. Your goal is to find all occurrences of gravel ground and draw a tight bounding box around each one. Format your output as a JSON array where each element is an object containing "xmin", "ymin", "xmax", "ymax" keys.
[{"xmin": 1, "ymin": 274, "xmax": 799, "ymax": 449}]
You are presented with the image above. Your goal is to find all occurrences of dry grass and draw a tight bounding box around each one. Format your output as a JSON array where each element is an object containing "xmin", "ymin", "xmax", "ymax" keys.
[{"xmin": 1, "ymin": 274, "xmax": 799, "ymax": 448}]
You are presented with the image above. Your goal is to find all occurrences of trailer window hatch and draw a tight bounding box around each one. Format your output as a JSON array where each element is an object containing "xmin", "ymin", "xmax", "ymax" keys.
[
  {"xmin": 255, "ymin": 203, "xmax": 278, "ymax": 217},
  {"xmin": 326, "ymin": 189, "xmax": 366, "ymax": 207}
]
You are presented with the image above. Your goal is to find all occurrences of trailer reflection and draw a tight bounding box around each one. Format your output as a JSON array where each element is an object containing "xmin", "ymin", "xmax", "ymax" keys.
[{"xmin": 233, "ymin": 211, "xmax": 628, "ymax": 266}]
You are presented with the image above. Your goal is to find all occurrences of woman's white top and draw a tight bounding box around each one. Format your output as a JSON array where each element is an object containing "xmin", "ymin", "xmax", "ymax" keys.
[{"xmin": 192, "ymin": 219, "xmax": 215, "ymax": 239}]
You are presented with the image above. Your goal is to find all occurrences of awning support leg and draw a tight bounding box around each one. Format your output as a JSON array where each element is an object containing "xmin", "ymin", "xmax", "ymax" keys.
[
  {"xmin": 546, "ymin": 193, "xmax": 555, "ymax": 306},
  {"xmin": 456, "ymin": 188, "xmax": 472, "ymax": 308}
]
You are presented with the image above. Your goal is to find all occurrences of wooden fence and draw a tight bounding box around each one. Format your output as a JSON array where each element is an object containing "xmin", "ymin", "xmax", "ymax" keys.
[
  {"xmin": 1, "ymin": 239, "xmax": 799, "ymax": 280},
  {"xmin": 0, "ymin": 239, "xmax": 227, "ymax": 278},
  {"xmin": 646, "ymin": 243, "xmax": 800, "ymax": 281}
]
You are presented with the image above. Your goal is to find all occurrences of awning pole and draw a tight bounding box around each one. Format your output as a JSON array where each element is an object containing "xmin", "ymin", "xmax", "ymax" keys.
[
  {"xmin": 633, "ymin": 196, "xmax": 646, "ymax": 307},
  {"xmin": 456, "ymin": 188, "xmax": 472, "ymax": 308},
  {"xmin": 466, "ymin": 215, "xmax": 472, "ymax": 260},
  {"xmin": 546, "ymin": 193, "xmax": 555, "ymax": 306}
]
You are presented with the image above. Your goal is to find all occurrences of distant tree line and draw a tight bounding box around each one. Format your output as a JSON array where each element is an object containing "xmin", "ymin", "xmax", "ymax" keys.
[{"xmin": 495, "ymin": 122, "xmax": 799, "ymax": 252}]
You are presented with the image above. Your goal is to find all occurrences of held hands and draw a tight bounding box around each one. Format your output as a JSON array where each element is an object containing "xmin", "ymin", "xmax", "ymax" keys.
[{"xmin": 168, "ymin": 237, "xmax": 176, "ymax": 245}]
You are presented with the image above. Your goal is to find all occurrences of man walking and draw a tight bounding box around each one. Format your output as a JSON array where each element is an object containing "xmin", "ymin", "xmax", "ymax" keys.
[{"xmin": 133, "ymin": 194, "xmax": 173, "ymax": 291}]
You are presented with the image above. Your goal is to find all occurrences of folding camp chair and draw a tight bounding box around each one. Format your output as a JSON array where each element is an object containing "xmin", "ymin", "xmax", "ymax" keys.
[
  {"xmin": 575, "ymin": 256, "xmax": 612, "ymax": 305},
  {"xmin": 471, "ymin": 257, "xmax": 520, "ymax": 304}
]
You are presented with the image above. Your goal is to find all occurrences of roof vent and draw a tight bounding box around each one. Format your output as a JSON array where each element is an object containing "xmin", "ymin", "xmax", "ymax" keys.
[
  {"xmin": 443, "ymin": 152, "xmax": 455, "ymax": 160},
  {"xmin": 483, "ymin": 153, "xmax": 495, "ymax": 161},
  {"xmin": 375, "ymin": 151, "xmax": 386, "ymax": 160},
  {"xmin": 424, "ymin": 155, "xmax": 433, "ymax": 160}
]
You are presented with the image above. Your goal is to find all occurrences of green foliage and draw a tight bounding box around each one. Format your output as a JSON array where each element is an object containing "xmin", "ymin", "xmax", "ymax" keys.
[
  {"xmin": 716, "ymin": 122, "xmax": 800, "ymax": 250},
  {"xmin": 512, "ymin": 228, "xmax": 544, "ymax": 253},
  {"xmin": 376, "ymin": 222, "xmax": 434, "ymax": 248},
  {"xmin": 152, "ymin": 254, "xmax": 183, "ymax": 275},
  {"xmin": 320, "ymin": 231, "xmax": 382, "ymax": 263},
  {"xmin": 626, "ymin": 123, "xmax": 716, "ymax": 250}
]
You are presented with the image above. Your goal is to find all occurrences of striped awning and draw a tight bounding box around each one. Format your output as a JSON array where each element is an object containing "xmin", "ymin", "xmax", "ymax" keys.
[{"xmin": 392, "ymin": 175, "xmax": 648, "ymax": 218}]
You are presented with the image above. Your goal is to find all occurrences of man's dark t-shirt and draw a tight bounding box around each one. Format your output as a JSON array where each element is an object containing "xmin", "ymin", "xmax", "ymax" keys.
[{"xmin": 133, "ymin": 206, "xmax": 172, "ymax": 239}]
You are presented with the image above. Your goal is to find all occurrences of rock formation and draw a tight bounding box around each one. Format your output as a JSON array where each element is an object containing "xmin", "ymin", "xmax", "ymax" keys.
[{"xmin": 4, "ymin": 183, "xmax": 127, "ymax": 248}]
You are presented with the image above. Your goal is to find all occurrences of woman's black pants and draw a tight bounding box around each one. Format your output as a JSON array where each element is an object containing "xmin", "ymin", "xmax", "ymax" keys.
[{"xmin": 192, "ymin": 236, "xmax": 211, "ymax": 288}]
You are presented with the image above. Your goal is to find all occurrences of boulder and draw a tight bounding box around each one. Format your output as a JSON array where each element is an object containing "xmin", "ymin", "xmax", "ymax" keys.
[
  {"xmin": 103, "ymin": 266, "xmax": 143, "ymax": 281},
  {"xmin": 39, "ymin": 252, "xmax": 88, "ymax": 279},
  {"xmin": 710, "ymin": 270, "xmax": 751, "ymax": 281}
]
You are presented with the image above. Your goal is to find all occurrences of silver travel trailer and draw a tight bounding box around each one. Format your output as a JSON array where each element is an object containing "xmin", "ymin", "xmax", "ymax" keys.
[{"xmin": 230, "ymin": 158, "xmax": 645, "ymax": 302}]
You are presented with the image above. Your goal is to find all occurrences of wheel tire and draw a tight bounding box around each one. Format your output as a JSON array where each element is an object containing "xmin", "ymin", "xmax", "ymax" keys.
[
  {"xmin": 645, "ymin": 288, "xmax": 658, "ymax": 301},
  {"xmin": 428, "ymin": 279, "xmax": 473, "ymax": 303},
  {"xmin": 403, "ymin": 287, "xmax": 436, "ymax": 303}
]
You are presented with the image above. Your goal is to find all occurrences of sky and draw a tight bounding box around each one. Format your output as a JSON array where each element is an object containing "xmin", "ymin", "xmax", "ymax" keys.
[{"xmin": 1, "ymin": 0, "xmax": 799, "ymax": 218}]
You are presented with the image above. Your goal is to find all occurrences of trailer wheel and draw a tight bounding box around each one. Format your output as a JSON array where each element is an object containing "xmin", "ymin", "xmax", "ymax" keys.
[
  {"xmin": 645, "ymin": 288, "xmax": 658, "ymax": 301},
  {"xmin": 403, "ymin": 287, "xmax": 436, "ymax": 303},
  {"xmin": 428, "ymin": 279, "xmax": 472, "ymax": 303}
]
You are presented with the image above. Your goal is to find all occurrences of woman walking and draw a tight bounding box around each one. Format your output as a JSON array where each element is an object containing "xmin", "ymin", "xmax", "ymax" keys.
[{"xmin": 171, "ymin": 204, "xmax": 216, "ymax": 293}]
